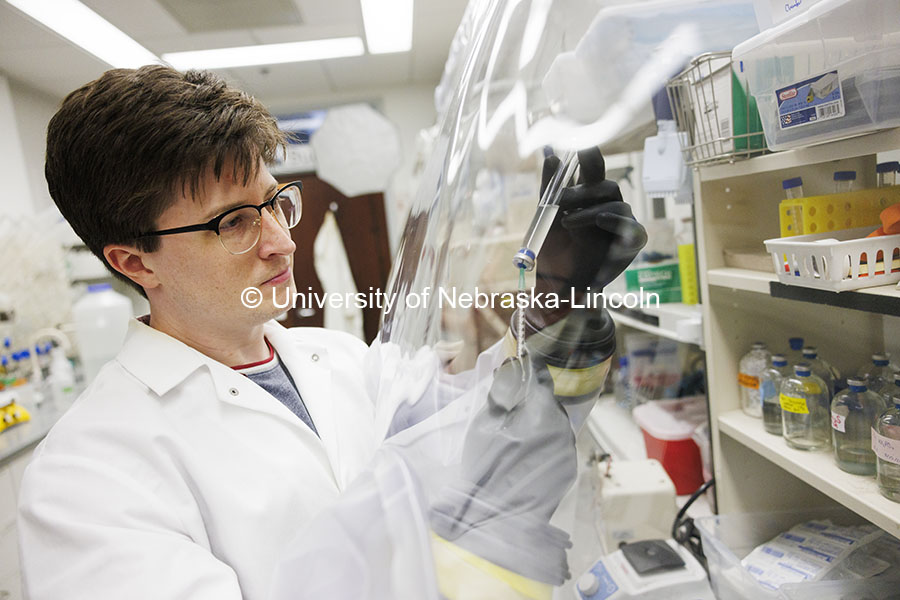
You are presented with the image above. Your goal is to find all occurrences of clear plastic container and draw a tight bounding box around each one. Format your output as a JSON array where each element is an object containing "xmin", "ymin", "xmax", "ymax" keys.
[
  {"xmin": 876, "ymin": 161, "xmax": 899, "ymax": 187},
  {"xmin": 832, "ymin": 171, "xmax": 856, "ymax": 194},
  {"xmin": 782, "ymin": 177, "xmax": 804, "ymax": 200},
  {"xmin": 72, "ymin": 283, "xmax": 133, "ymax": 383},
  {"xmin": 733, "ymin": 0, "xmax": 900, "ymax": 151},
  {"xmin": 739, "ymin": 342, "xmax": 771, "ymax": 418},
  {"xmin": 694, "ymin": 507, "xmax": 867, "ymax": 600}
]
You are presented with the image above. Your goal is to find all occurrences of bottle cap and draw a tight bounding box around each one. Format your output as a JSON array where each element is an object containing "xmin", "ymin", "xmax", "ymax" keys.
[
  {"xmin": 789, "ymin": 337, "xmax": 804, "ymax": 351},
  {"xmin": 87, "ymin": 283, "xmax": 113, "ymax": 293},
  {"xmin": 752, "ymin": 341, "xmax": 767, "ymax": 350},
  {"xmin": 876, "ymin": 161, "xmax": 900, "ymax": 174},
  {"xmin": 873, "ymin": 353, "xmax": 889, "ymax": 366},
  {"xmin": 894, "ymin": 373, "xmax": 900, "ymax": 385},
  {"xmin": 772, "ymin": 354, "xmax": 788, "ymax": 367},
  {"xmin": 802, "ymin": 346, "xmax": 817, "ymax": 358},
  {"xmin": 847, "ymin": 378, "xmax": 867, "ymax": 391},
  {"xmin": 782, "ymin": 177, "xmax": 803, "ymax": 189},
  {"xmin": 833, "ymin": 170, "xmax": 857, "ymax": 181},
  {"xmin": 794, "ymin": 364, "xmax": 811, "ymax": 376}
]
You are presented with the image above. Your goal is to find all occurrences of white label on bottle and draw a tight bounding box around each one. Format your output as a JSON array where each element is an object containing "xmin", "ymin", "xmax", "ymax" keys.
[
  {"xmin": 872, "ymin": 428, "xmax": 900, "ymax": 465},
  {"xmin": 831, "ymin": 411, "xmax": 846, "ymax": 433}
]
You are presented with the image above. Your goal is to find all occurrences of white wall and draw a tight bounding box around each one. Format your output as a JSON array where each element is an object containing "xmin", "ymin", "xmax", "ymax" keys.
[
  {"xmin": 0, "ymin": 74, "xmax": 40, "ymax": 218},
  {"xmin": 7, "ymin": 78, "xmax": 59, "ymax": 215}
]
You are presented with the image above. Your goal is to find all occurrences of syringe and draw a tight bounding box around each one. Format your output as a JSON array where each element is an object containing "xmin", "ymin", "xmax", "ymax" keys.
[{"xmin": 512, "ymin": 151, "xmax": 580, "ymax": 271}]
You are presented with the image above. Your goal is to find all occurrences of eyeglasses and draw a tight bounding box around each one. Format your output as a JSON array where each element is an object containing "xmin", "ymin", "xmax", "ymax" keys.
[{"xmin": 139, "ymin": 181, "xmax": 302, "ymax": 255}]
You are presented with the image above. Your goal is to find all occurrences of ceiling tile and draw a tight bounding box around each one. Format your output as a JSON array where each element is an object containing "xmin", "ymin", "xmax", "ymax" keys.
[
  {"xmin": 246, "ymin": 23, "xmax": 361, "ymax": 45},
  {"xmin": 155, "ymin": 0, "xmax": 302, "ymax": 32},
  {"xmin": 324, "ymin": 53, "xmax": 412, "ymax": 92},
  {"xmin": 221, "ymin": 60, "xmax": 334, "ymax": 105},
  {"xmin": 291, "ymin": 0, "xmax": 361, "ymax": 26}
]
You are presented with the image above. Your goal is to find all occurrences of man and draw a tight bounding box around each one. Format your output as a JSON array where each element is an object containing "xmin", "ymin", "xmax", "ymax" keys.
[{"xmin": 19, "ymin": 65, "xmax": 645, "ymax": 600}]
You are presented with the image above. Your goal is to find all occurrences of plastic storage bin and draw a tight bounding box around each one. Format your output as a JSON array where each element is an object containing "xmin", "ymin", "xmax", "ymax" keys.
[
  {"xmin": 631, "ymin": 397, "xmax": 706, "ymax": 494},
  {"xmin": 763, "ymin": 226, "xmax": 900, "ymax": 291},
  {"xmin": 779, "ymin": 574, "xmax": 900, "ymax": 599},
  {"xmin": 694, "ymin": 507, "xmax": 868, "ymax": 599},
  {"xmin": 733, "ymin": 0, "xmax": 900, "ymax": 151}
]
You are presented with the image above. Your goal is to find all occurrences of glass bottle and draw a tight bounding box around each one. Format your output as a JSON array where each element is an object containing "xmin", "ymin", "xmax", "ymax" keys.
[
  {"xmin": 874, "ymin": 395, "xmax": 900, "ymax": 502},
  {"xmin": 833, "ymin": 170, "xmax": 856, "ymax": 194},
  {"xmin": 782, "ymin": 177, "xmax": 804, "ymax": 199},
  {"xmin": 781, "ymin": 364, "xmax": 831, "ymax": 451},
  {"xmin": 876, "ymin": 161, "xmax": 899, "ymax": 187},
  {"xmin": 761, "ymin": 354, "xmax": 791, "ymax": 435},
  {"xmin": 859, "ymin": 353, "xmax": 893, "ymax": 397},
  {"xmin": 830, "ymin": 379, "xmax": 887, "ymax": 475},
  {"xmin": 786, "ymin": 337, "xmax": 804, "ymax": 368},
  {"xmin": 739, "ymin": 342, "xmax": 770, "ymax": 418},
  {"xmin": 801, "ymin": 346, "xmax": 840, "ymax": 396}
]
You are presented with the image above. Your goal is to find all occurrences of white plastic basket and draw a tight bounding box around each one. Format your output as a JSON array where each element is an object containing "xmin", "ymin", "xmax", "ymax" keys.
[{"xmin": 763, "ymin": 227, "xmax": 900, "ymax": 291}]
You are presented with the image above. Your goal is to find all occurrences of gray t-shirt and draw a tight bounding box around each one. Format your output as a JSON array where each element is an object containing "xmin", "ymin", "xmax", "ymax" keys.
[{"xmin": 234, "ymin": 345, "xmax": 318, "ymax": 436}]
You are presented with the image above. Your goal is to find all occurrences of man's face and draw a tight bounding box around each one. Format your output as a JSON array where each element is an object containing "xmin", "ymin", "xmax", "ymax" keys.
[{"xmin": 143, "ymin": 160, "xmax": 297, "ymax": 332}]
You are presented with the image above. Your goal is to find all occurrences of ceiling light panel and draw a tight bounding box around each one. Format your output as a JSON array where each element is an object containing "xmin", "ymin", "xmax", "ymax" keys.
[
  {"xmin": 162, "ymin": 37, "xmax": 365, "ymax": 70},
  {"xmin": 360, "ymin": 0, "xmax": 413, "ymax": 54}
]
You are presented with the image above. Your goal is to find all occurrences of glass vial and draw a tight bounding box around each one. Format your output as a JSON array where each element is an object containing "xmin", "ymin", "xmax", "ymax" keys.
[
  {"xmin": 876, "ymin": 161, "xmax": 899, "ymax": 187},
  {"xmin": 782, "ymin": 177, "xmax": 804, "ymax": 199},
  {"xmin": 761, "ymin": 354, "xmax": 791, "ymax": 435},
  {"xmin": 739, "ymin": 342, "xmax": 771, "ymax": 418},
  {"xmin": 874, "ymin": 395, "xmax": 900, "ymax": 502},
  {"xmin": 781, "ymin": 364, "xmax": 831, "ymax": 451},
  {"xmin": 831, "ymin": 379, "xmax": 887, "ymax": 475},
  {"xmin": 833, "ymin": 170, "xmax": 856, "ymax": 194}
]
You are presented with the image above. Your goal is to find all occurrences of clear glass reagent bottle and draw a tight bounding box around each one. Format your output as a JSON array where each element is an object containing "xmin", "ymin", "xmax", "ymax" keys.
[
  {"xmin": 781, "ymin": 363, "xmax": 831, "ymax": 451},
  {"xmin": 874, "ymin": 395, "xmax": 900, "ymax": 502},
  {"xmin": 739, "ymin": 342, "xmax": 770, "ymax": 418},
  {"xmin": 831, "ymin": 378, "xmax": 887, "ymax": 475},
  {"xmin": 761, "ymin": 354, "xmax": 790, "ymax": 435}
]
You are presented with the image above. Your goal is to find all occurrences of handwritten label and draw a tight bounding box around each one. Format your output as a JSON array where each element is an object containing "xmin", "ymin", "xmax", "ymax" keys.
[
  {"xmin": 831, "ymin": 411, "xmax": 846, "ymax": 433},
  {"xmin": 872, "ymin": 428, "xmax": 900, "ymax": 465},
  {"xmin": 739, "ymin": 373, "xmax": 760, "ymax": 390},
  {"xmin": 781, "ymin": 394, "xmax": 809, "ymax": 415}
]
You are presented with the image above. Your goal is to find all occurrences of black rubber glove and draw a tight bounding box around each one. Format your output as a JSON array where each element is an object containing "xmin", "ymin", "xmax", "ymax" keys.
[
  {"xmin": 531, "ymin": 146, "xmax": 647, "ymax": 328},
  {"xmin": 430, "ymin": 357, "xmax": 576, "ymax": 585}
]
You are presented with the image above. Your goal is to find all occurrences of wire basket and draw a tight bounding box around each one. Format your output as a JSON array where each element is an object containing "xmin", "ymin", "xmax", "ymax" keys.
[{"xmin": 666, "ymin": 51, "xmax": 769, "ymax": 166}]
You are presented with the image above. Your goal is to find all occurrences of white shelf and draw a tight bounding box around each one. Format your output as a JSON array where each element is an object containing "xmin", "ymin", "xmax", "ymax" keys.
[
  {"xmin": 698, "ymin": 128, "xmax": 900, "ymax": 182},
  {"xmin": 609, "ymin": 302, "xmax": 703, "ymax": 346},
  {"xmin": 707, "ymin": 267, "xmax": 777, "ymax": 294},
  {"xmin": 718, "ymin": 409, "xmax": 900, "ymax": 538}
]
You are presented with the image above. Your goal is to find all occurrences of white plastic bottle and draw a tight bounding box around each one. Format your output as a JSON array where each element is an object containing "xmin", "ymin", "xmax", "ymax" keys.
[
  {"xmin": 49, "ymin": 347, "xmax": 77, "ymax": 410},
  {"xmin": 72, "ymin": 283, "xmax": 133, "ymax": 383}
]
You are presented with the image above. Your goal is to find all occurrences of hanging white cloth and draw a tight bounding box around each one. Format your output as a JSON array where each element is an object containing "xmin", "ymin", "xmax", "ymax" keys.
[{"xmin": 313, "ymin": 210, "xmax": 365, "ymax": 340}]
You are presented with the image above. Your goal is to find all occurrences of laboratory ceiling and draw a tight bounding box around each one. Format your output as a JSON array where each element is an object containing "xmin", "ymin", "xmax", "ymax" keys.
[{"xmin": 0, "ymin": 0, "xmax": 469, "ymax": 104}]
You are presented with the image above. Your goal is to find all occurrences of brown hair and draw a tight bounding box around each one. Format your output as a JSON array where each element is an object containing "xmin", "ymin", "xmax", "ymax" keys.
[{"xmin": 45, "ymin": 65, "xmax": 286, "ymax": 293}]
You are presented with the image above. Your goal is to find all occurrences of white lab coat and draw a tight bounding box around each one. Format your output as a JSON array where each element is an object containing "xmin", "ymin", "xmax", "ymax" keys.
[{"xmin": 17, "ymin": 318, "xmax": 380, "ymax": 600}]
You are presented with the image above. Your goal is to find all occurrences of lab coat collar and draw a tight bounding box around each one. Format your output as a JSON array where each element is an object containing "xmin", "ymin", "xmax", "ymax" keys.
[{"xmin": 117, "ymin": 318, "xmax": 208, "ymax": 396}]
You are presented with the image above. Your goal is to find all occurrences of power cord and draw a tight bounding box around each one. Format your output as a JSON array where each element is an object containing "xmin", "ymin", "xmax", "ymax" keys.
[{"xmin": 672, "ymin": 478, "xmax": 715, "ymax": 570}]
